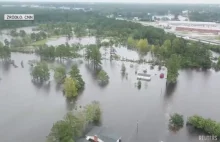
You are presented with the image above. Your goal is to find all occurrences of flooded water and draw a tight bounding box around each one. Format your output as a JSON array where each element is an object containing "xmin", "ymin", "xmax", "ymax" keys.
[
  {"xmin": 1, "ymin": 51, "xmax": 220, "ymax": 142},
  {"xmin": 0, "ymin": 26, "xmax": 38, "ymax": 43},
  {"xmin": 46, "ymin": 36, "xmax": 96, "ymax": 46},
  {"xmin": 1, "ymin": 27, "xmax": 220, "ymax": 142}
]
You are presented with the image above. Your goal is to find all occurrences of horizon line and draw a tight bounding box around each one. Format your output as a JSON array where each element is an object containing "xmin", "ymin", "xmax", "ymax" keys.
[{"xmin": 0, "ymin": 1, "xmax": 220, "ymax": 4}]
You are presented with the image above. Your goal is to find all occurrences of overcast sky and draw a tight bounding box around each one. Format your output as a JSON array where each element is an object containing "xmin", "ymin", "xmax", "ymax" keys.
[{"xmin": 1, "ymin": 0, "xmax": 220, "ymax": 4}]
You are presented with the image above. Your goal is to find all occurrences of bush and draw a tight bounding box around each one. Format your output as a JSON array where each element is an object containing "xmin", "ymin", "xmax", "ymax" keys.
[
  {"xmin": 187, "ymin": 115, "xmax": 220, "ymax": 137},
  {"xmin": 97, "ymin": 70, "xmax": 109, "ymax": 85},
  {"xmin": 169, "ymin": 113, "xmax": 184, "ymax": 130}
]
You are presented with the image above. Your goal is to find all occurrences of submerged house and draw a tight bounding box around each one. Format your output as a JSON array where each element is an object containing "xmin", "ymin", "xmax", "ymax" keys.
[
  {"xmin": 77, "ymin": 126, "xmax": 122, "ymax": 142},
  {"xmin": 137, "ymin": 73, "xmax": 151, "ymax": 81}
]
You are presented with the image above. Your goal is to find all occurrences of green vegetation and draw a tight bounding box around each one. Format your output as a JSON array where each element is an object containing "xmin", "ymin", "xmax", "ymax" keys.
[
  {"xmin": 30, "ymin": 61, "xmax": 50, "ymax": 82},
  {"xmin": 136, "ymin": 39, "xmax": 149, "ymax": 54},
  {"xmin": 63, "ymin": 77, "xmax": 78, "ymax": 99},
  {"xmin": 187, "ymin": 115, "xmax": 220, "ymax": 137},
  {"xmin": 31, "ymin": 38, "xmax": 48, "ymax": 46},
  {"xmin": 36, "ymin": 43, "xmax": 81, "ymax": 61},
  {"xmin": 47, "ymin": 101, "xmax": 102, "ymax": 142},
  {"xmin": 166, "ymin": 54, "xmax": 181, "ymax": 84},
  {"xmin": 121, "ymin": 63, "xmax": 126, "ymax": 76},
  {"xmin": 97, "ymin": 70, "xmax": 109, "ymax": 85},
  {"xmin": 69, "ymin": 65, "xmax": 85, "ymax": 91},
  {"xmin": 54, "ymin": 66, "xmax": 66, "ymax": 83},
  {"xmin": 169, "ymin": 113, "xmax": 184, "ymax": 131},
  {"xmin": 85, "ymin": 45, "xmax": 102, "ymax": 69},
  {"xmin": 1, "ymin": 6, "xmax": 219, "ymax": 84},
  {"xmin": 0, "ymin": 42, "xmax": 10, "ymax": 61},
  {"xmin": 137, "ymin": 80, "xmax": 141, "ymax": 89}
]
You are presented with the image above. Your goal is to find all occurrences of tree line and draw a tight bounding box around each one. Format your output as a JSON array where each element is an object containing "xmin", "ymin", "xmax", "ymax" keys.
[
  {"xmin": 169, "ymin": 113, "xmax": 220, "ymax": 138},
  {"xmin": 47, "ymin": 101, "xmax": 102, "ymax": 142}
]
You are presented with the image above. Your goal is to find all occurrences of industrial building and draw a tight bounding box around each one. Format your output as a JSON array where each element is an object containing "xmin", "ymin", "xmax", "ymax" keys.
[
  {"xmin": 176, "ymin": 26, "xmax": 220, "ymax": 34},
  {"xmin": 168, "ymin": 21, "xmax": 217, "ymax": 27},
  {"xmin": 160, "ymin": 21, "xmax": 218, "ymax": 27}
]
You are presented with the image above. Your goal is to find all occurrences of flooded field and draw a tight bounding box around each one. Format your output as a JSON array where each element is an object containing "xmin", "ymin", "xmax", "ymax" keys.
[{"xmin": 1, "ymin": 27, "xmax": 220, "ymax": 142}]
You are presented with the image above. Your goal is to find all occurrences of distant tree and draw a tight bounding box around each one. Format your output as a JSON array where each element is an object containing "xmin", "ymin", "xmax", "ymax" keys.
[
  {"xmin": 0, "ymin": 42, "xmax": 11, "ymax": 61},
  {"xmin": 136, "ymin": 39, "xmax": 148, "ymax": 54},
  {"xmin": 85, "ymin": 45, "xmax": 102, "ymax": 69},
  {"xmin": 69, "ymin": 65, "xmax": 85, "ymax": 91},
  {"xmin": 54, "ymin": 65, "xmax": 66, "ymax": 83},
  {"xmin": 30, "ymin": 33, "xmax": 36, "ymax": 41},
  {"xmin": 37, "ymin": 45, "xmax": 56, "ymax": 60},
  {"xmin": 4, "ymin": 39, "xmax": 9, "ymax": 47},
  {"xmin": 64, "ymin": 77, "xmax": 78, "ymax": 98},
  {"xmin": 10, "ymin": 29, "xmax": 18, "ymax": 37},
  {"xmin": 22, "ymin": 35, "xmax": 31, "ymax": 45},
  {"xmin": 39, "ymin": 31, "xmax": 47, "ymax": 39},
  {"xmin": 127, "ymin": 37, "xmax": 137, "ymax": 48},
  {"xmin": 31, "ymin": 62, "xmax": 50, "ymax": 82},
  {"xmin": 10, "ymin": 38, "xmax": 24, "ymax": 48},
  {"xmin": 55, "ymin": 44, "xmax": 72, "ymax": 60},
  {"xmin": 121, "ymin": 63, "xmax": 126, "ymax": 75},
  {"xmin": 19, "ymin": 30, "xmax": 26, "ymax": 37}
]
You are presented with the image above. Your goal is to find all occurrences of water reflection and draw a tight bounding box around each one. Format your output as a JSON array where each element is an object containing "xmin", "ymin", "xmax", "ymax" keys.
[
  {"xmin": 164, "ymin": 83, "xmax": 178, "ymax": 100},
  {"xmin": 65, "ymin": 98, "xmax": 77, "ymax": 111},
  {"xmin": 31, "ymin": 80, "xmax": 51, "ymax": 93},
  {"xmin": 0, "ymin": 61, "xmax": 11, "ymax": 74}
]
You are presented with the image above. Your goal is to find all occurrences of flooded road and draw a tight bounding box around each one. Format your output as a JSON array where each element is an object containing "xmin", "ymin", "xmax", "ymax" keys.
[{"xmin": 1, "ymin": 52, "xmax": 220, "ymax": 142}]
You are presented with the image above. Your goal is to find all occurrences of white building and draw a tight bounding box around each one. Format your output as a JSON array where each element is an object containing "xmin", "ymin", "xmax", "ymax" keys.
[{"xmin": 167, "ymin": 21, "xmax": 218, "ymax": 28}]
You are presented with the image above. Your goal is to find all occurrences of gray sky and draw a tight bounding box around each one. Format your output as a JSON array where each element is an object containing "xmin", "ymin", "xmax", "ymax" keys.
[{"xmin": 1, "ymin": 0, "xmax": 220, "ymax": 4}]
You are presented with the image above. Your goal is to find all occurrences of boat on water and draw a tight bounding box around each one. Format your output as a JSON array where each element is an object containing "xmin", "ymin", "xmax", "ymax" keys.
[{"xmin": 137, "ymin": 73, "xmax": 151, "ymax": 81}]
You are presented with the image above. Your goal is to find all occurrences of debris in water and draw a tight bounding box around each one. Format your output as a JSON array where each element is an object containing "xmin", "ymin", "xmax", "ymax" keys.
[{"xmin": 21, "ymin": 61, "xmax": 24, "ymax": 68}]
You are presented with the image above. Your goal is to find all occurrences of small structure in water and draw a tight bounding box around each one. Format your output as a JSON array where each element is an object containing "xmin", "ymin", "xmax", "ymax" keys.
[
  {"xmin": 143, "ymin": 67, "xmax": 147, "ymax": 73},
  {"xmin": 160, "ymin": 73, "xmax": 164, "ymax": 79},
  {"xmin": 137, "ymin": 73, "xmax": 151, "ymax": 81},
  {"xmin": 21, "ymin": 61, "xmax": 24, "ymax": 68},
  {"xmin": 77, "ymin": 126, "xmax": 121, "ymax": 142},
  {"xmin": 150, "ymin": 65, "xmax": 154, "ymax": 70}
]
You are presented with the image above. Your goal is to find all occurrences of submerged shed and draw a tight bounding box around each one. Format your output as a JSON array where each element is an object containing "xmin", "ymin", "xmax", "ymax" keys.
[
  {"xmin": 77, "ymin": 126, "xmax": 121, "ymax": 142},
  {"xmin": 137, "ymin": 73, "xmax": 151, "ymax": 81}
]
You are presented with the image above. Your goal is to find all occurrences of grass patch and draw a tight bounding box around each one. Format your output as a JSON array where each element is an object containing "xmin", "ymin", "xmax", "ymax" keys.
[
  {"xmin": 30, "ymin": 35, "xmax": 61, "ymax": 46},
  {"xmin": 31, "ymin": 39, "xmax": 48, "ymax": 46}
]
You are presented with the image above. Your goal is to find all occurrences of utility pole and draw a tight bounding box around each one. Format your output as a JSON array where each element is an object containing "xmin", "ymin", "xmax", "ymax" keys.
[{"xmin": 137, "ymin": 120, "xmax": 139, "ymax": 133}]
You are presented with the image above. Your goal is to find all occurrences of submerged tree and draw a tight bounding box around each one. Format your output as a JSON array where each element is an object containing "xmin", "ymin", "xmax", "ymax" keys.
[
  {"xmin": 97, "ymin": 70, "xmax": 109, "ymax": 86},
  {"xmin": 0, "ymin": 42, "xmax": 11, "ymax": 61},
  {"xmin": 47, "ymin": 101, "xmax": 102, "ymax": 142},
  {"xmin": 84, "ymin": 101, "xmax": 102, "ymax": 123},
  {"xmin": 121, "ymin": 63, "xmax": 126, "ymax": 75},
  {"xmin": 69, "ymin": 65, "xmax": 85, "ymax": 91},
  {"xmin": 137, "ymin": 80, "xmax": 141, "ymax": 90},
  {"xmin": 64, "ymin": 77, "xmax": 78, "ymax": 98},
  {"xmin": 166, "ymin": 54, "xmax": 180, "ymax": 84},
  {"xmin": 31, "ymin": 61, "xmax": 50, "ymax": 82},
  {"xmin": 169, "ymin": 113, "xmax": 184, "ymax": 131},
  {"xmin": 54, "ymin": 65, "xmax": 66, "ymax": 83},
  {"xmin": 85, "ymin": 45, "xmax": 102, "ymax": 69}
]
